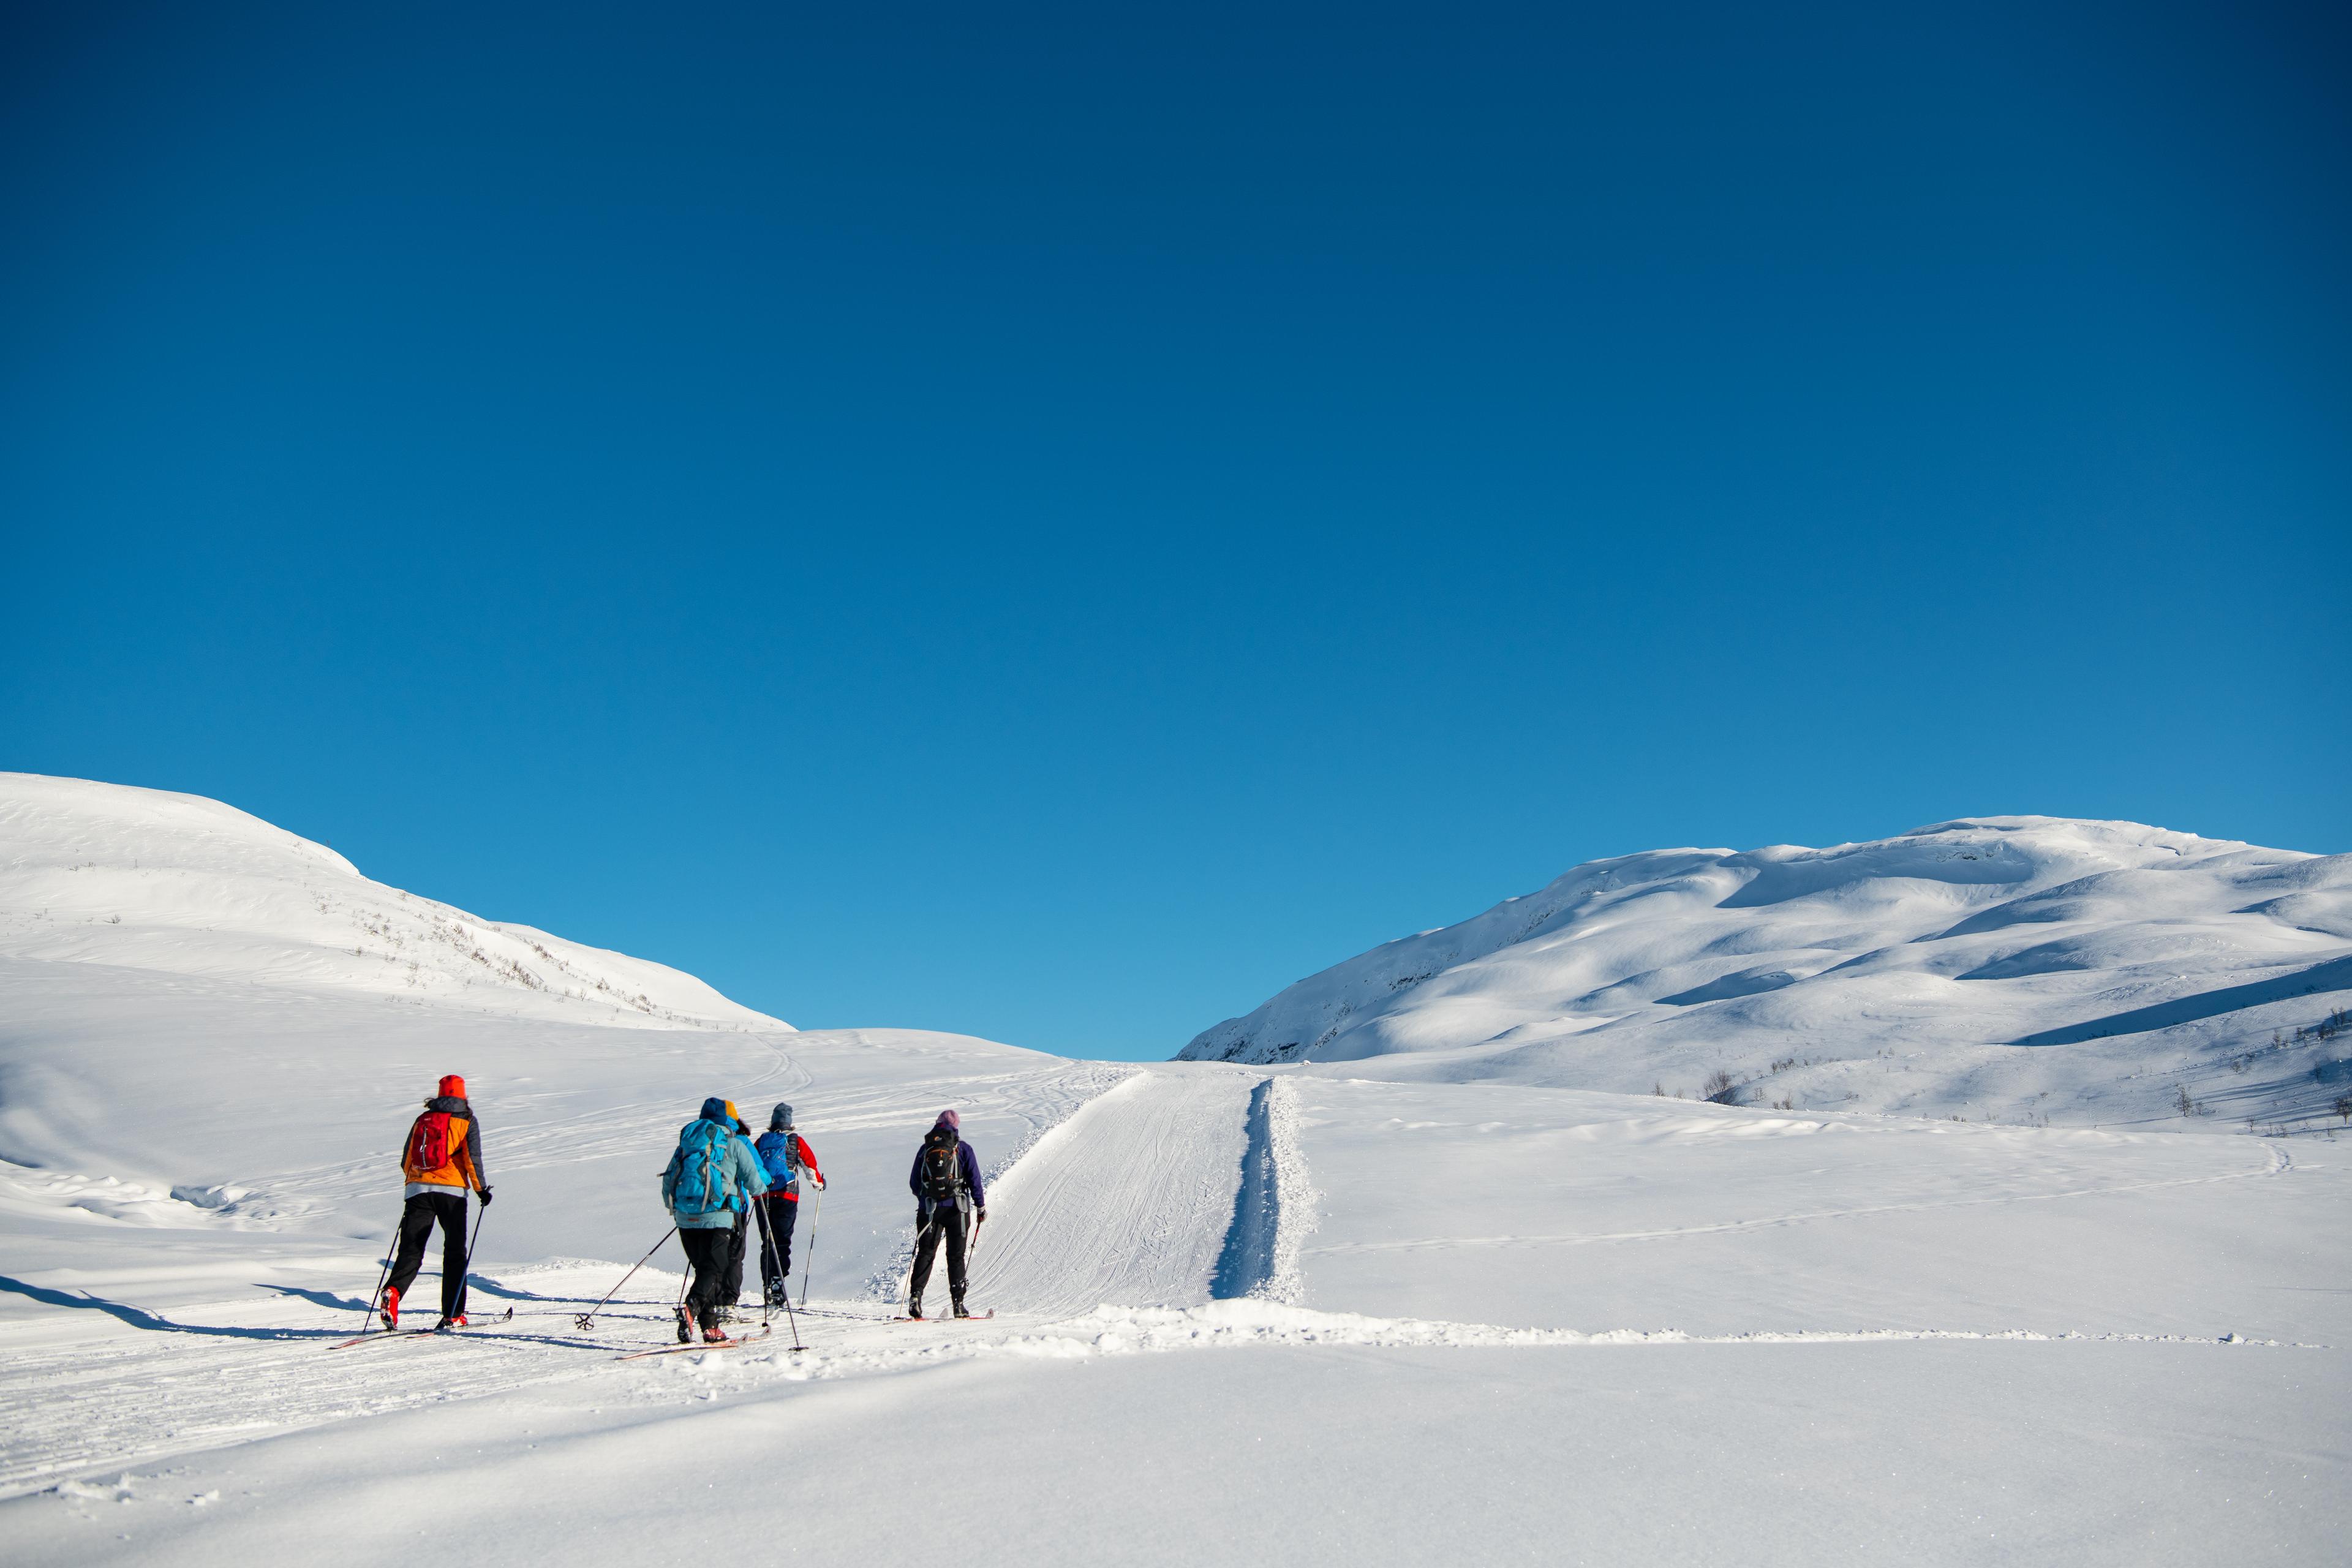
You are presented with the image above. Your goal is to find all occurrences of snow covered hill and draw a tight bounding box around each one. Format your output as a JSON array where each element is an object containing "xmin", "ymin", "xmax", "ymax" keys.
[
  {"xmin": 1, "ymin": 777, "xmax": 2343, "ymax": 1565},
  {"xmin": 0, "ymin": 773, "xmax": 784, "ymax": 1031},
  {"xmin": 1180, "ymin": 817, "xmax": 2352, "ymax": 1129}
]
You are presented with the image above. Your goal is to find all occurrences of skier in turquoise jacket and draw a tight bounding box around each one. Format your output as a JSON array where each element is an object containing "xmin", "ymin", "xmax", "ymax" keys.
[{"xmin": 660, "ymin": 1096, "xmax": 768, "ymax": 1343}]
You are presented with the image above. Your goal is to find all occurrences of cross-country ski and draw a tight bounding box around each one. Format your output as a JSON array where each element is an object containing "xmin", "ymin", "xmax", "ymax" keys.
[
  {"xmin": 616, "ymin": 1325, "xmax": 775, "ymax": 1362},
  {"xmin": 328, "ymin": 1308, "xmax": 514, "ymax": 1351}
]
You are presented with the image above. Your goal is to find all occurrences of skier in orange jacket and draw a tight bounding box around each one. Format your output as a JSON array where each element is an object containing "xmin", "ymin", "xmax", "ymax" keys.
[{"xmin": 383, "ymin": 1074, "xmax": 490, "ymax": 1330}]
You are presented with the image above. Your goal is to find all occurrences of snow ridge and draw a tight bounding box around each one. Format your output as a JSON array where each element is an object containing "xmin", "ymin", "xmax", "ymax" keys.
[
  {"xmin": 0, "ymin": 772, "xmax": 783, "ymax": 1030},
  {"xmin": 1178, "ymin": 816, "xmax": 2352, "ymax": 1129}
]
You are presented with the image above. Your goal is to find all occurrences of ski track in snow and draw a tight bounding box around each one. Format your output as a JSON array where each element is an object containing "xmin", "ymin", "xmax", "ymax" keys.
[
  {"xmin": 0, "ymin": 1054, "xmax": 1137, "ymax": 1498},
  {"xmin": 0, "ymin": 1055, "xmax": 2336, "ymax": 1501},
  {"xmin": 960, "ymin": 1066, "xmax": 1261, "ymax": 1319},
  {"xmin": 236, "ymin": 1035, "xmax": 815, "ymax": 1222}
]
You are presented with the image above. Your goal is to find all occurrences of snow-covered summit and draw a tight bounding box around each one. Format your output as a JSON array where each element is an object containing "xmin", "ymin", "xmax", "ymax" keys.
[
  {"xmin": 0, "ymin": 773, "xmax": 786, "ymax": 1031},
  {"xmin": 1180, "ymin": 816, "xmax": 2352, "ymax": 1126}
]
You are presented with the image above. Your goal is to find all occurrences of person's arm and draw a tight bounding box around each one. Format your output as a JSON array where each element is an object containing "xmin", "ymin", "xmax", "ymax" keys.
[
  {"xmin": 734, "ymin": 1137, "xmax": 769, "ymax": 1199},
  {"xmin": 796, "ymin": 1135, "xmax": 824, "ymax": 1188},
  {"xmin": 908, "ymin": 1148, "xmax": 926, "ymax": 1204},
  {"xmin": 963, "ymin": 1144, "xmax": 986, "ymax": 1213},
  {"xmin": 463, "ymin": 1117, "xmax": 488, "ymax": 1195},
  {"xmin": 660, "ymin": 1145, "xmax": 682, "ymax": 1208}
]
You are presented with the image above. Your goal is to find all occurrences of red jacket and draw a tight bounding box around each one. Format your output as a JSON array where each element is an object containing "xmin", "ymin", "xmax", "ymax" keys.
[{"xmin": 753, "ymin": 1129, "xmax": 823, "ymax": 1199}]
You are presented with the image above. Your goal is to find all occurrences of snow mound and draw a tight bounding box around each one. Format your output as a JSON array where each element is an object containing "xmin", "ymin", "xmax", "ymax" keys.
[
  {"xmin": 0, "ymin": 773, "xmax": 784, "ymax": 1030},
  {"xmin": 1178, "ymin": 816, "xmax": 2352, "ymax": 1128}
]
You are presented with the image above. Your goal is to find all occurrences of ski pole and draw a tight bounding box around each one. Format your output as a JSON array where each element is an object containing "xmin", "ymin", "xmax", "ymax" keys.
[
  {"xmin": 361, "ymin": 1204, "xmax": 399, "ymax": 1330},
  {"xmin": 749, "ymin": 1199, "xmax": 775, "ymax": 1329},
  {"xmin": 576, "ymin": 1225, "xmax": 678, "ymax": 1331},
  {"xmin": 906, "ymin": 1212, "xmax": 932, "ymax": 1311},
  {"xmin": 752, "ymin": 1197, "xmax": 805, "ymax": 1352},
  {"xmin": 451, "ymin": 1197, "xmax": 489, "ymax": 1321},
  {"xmin": 798, "ymin": 1185, "xmax": 820, "ymax": 1310}
]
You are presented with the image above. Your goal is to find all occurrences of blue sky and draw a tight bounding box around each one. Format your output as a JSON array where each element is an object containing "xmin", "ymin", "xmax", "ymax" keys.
[{"xmin": 5, "ymin": 3, "xmax": 2345, "ymax": 1060}]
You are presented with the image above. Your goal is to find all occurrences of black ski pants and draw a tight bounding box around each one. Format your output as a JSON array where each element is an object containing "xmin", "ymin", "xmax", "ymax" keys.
[
  {"xmin": 756, "ymin": 1193, "xmax": 799, "ymax": 1299},
  {"xmin": 908, "ymin": 1204, "xmax": 968, "ymax": 1306},
  {"xmin": 679, "ymin": 1224, "xmax": 734, "ymax": 1331},
  {"xmin": 720, "ymin": 1209, "xmax": 749, "ymax": 1308},
  {"xmin": 388, "ymin": 1191, "xmax": 470, "ymax": 1319}
]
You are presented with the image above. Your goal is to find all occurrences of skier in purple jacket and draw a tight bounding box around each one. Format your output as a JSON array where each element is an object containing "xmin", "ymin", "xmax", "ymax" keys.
[{"xmin": 907, "ymin": 1109, "xmax": 986, "ymax": 1319}]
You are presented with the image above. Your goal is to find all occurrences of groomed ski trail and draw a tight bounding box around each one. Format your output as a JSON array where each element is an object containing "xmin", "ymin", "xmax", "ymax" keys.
[{"xmin": 965, "ymin": 1066, "xmax": 1266, "ymax": 1319}]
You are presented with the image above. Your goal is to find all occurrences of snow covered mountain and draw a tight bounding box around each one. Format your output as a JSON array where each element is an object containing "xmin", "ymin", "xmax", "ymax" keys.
[
  {"xmin": 1180, "ymin": 817, "xmax": 2352, "ymax": 1129},
  {"xmin": 0, "ymin": 773, "xmax": 785, "ymax": 1031},
  {"xmin": 1, "ymin": 778, "xmax": 2343, "ymax": 1564}
]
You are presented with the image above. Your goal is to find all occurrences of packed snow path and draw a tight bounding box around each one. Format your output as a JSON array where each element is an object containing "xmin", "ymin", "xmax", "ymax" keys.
[
  {"xmin": 964, "ymin": 1066, "xmax": 1263, "ymax": 1317},
  {"xmin": 0, "ymin": 1063, "xmax": 1286, "ymax": 1495}
]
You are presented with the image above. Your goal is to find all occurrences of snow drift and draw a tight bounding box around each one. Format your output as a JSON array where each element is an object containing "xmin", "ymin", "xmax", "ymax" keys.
[{"xmin": 1178, "ymin": 817, "xmax": 2352, "ymax": 1128}]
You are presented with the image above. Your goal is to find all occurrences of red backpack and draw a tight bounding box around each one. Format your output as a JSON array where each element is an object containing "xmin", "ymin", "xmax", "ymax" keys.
[{"xmin": 405, "ymin": 1111, "xmax": 456, "ymax": 1176}]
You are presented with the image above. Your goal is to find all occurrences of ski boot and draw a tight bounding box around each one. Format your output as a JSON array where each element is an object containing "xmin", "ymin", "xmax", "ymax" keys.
[
  {"xmin": 380, "ymin": 1286, "xmax": 401, "ymax": 1331},
  {"xmin": 434, "ymin": 1314, "xmax": 467, "ymax": 1332},
  {"xmin": 907, "ymin": 1294, "xmax": 924, "ymax": 1321},
  {"xmin": 676, "ymin": 1308, "xmax": 698, "ymax": 1344},
  {"xmin": 701, "ymin": 1319, "xmax": 732, "ymax": 1346},
  {"xmin": 952, "ymin": 1298, "xmax": 971, "ymax": 1319}
]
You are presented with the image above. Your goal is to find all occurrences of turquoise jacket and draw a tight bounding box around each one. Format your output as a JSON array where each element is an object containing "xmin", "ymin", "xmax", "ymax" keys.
[{"xmin": 660, "ymin": 1115, "xmax": 770, "ymax": 1230}]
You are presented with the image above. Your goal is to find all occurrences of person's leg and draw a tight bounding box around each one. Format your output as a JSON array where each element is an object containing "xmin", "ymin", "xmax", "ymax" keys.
[
  {"xmin": 756, "ymin": 1197, "xmax": 790, "ymax": 1301},
  {"xmin": 721, "ymin": 1210, "xmax": 748, "ymax": 1313},
  {"xmin": 773, "ymin": 1196, "xmax": 798, "ymax": 1282},
  {"xmin": 681, "ymin": 1227, "xmax": 729, "ymax": 1332},
  {"xmin": 908, "ymin": 1210, "xmax": 942, "ymax": 1307},
  {"xmin": 941, "ymin": 1206, "xmax": 969, "ymax": 1305},
  {"xmin": 385, "ymin": 1194, "xmax": 435, "ymax": 1308},
  {"xmin": 436, "ymin": 1192, "xmax": 469, "ymax": 1319}
]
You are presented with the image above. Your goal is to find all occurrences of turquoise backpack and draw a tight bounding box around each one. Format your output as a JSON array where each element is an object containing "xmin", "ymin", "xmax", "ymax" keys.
[{"xmin": 671, "ymin": 1120, "xmax": 741, "ymax": 1214}]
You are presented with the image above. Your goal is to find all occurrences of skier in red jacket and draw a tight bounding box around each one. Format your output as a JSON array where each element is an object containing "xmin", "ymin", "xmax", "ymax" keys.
[{"xmin": 752, "ymin": 1102, "xmax": 826, "ymax": 1306}]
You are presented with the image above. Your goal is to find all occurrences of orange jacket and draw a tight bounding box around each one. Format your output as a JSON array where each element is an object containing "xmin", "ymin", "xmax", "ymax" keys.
[{"xmin": 401, "ymin": 1097, "xmax": 486, "ymax": 1192}]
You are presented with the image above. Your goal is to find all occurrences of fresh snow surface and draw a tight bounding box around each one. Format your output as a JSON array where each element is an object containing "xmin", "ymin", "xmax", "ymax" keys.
[
  {"xmin": 0, "ymin": 772, "xmax": 785, "ymax": 1031},
  {"xmin": 1, "ymin": 777, "xmax": 2344, "ymax": 1565},
  {"xmin": 1180, "ymin": 816, "xmax": 2352, "ymax": 1132}
]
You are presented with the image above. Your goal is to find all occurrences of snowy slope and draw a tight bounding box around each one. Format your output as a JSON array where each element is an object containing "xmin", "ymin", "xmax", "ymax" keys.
[
  {"xmin": 1, "ymin": 777, "xmax": 2343, "ymax": 1565},
  {"xmin": 1180, "ymin": 817, "xmax": 2352, "ymax": 1129},
  {"xmin": 0, "ymin": 773, "xmax": 785, "ymax": 1030}
]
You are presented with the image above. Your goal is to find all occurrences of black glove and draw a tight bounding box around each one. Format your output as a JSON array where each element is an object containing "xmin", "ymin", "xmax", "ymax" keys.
[{"xmin": 478, "ymin": 1187, "xmax": 494, "ymax": 1205}]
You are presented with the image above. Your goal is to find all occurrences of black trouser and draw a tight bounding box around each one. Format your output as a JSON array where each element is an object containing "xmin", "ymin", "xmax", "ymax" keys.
[
  {"xmin": 720, "ymin": 1209, "xmax": 748, "ymax": 1308},
  {"xmin": 908, "ymin": 1203, "xmax": 968, "ymax": 1306},
  {"xmin": 679, "ymin": 1225, "xmax": 734, "ymax": 1330},
  {"xmin": 756, "ymin": 1193, "xmax": 799, "ymax": 1299},
  {"xmin": 388, "ymin": 1191, "xmax": 470, "ymax": 1319}
]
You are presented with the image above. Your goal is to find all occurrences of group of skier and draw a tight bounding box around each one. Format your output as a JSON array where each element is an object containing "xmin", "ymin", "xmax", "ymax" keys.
[
  {"xmin": 655, "ymin": 1096, "xmax": 831, "ymax": 1343},
  {"xmin": 380, "ymin": 1076, "xmax": 984, "ymax": 1343}
]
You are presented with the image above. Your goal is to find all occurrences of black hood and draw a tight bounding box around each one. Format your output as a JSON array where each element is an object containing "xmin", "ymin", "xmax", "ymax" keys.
[{"xmin": 426, "ymin": 1095, "xmax": 472, "ymax": 1115}]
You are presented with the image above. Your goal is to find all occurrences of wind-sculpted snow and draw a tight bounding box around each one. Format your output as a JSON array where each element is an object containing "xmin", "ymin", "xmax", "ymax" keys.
[{"xmin": 1178, "ymin": 816, "xmax": 2352, "ymax": 1131}]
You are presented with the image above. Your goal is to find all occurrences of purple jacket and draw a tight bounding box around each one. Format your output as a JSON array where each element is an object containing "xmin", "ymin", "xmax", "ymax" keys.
[{"xmin": 908, "ymin": 1125, "xmax": 986, "ymax": 1212}]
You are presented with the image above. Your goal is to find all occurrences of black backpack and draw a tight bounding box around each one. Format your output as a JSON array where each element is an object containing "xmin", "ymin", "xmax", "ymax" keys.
[{"xmin": 919, "ymin": 1126, "xmax": 965, "ymax": 1204}]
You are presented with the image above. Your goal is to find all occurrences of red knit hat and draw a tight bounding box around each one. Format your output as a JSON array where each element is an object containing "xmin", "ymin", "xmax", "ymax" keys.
[{"xmin": 439, "ymin": 1074, "xmax": 466, "ymax": 1099}]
